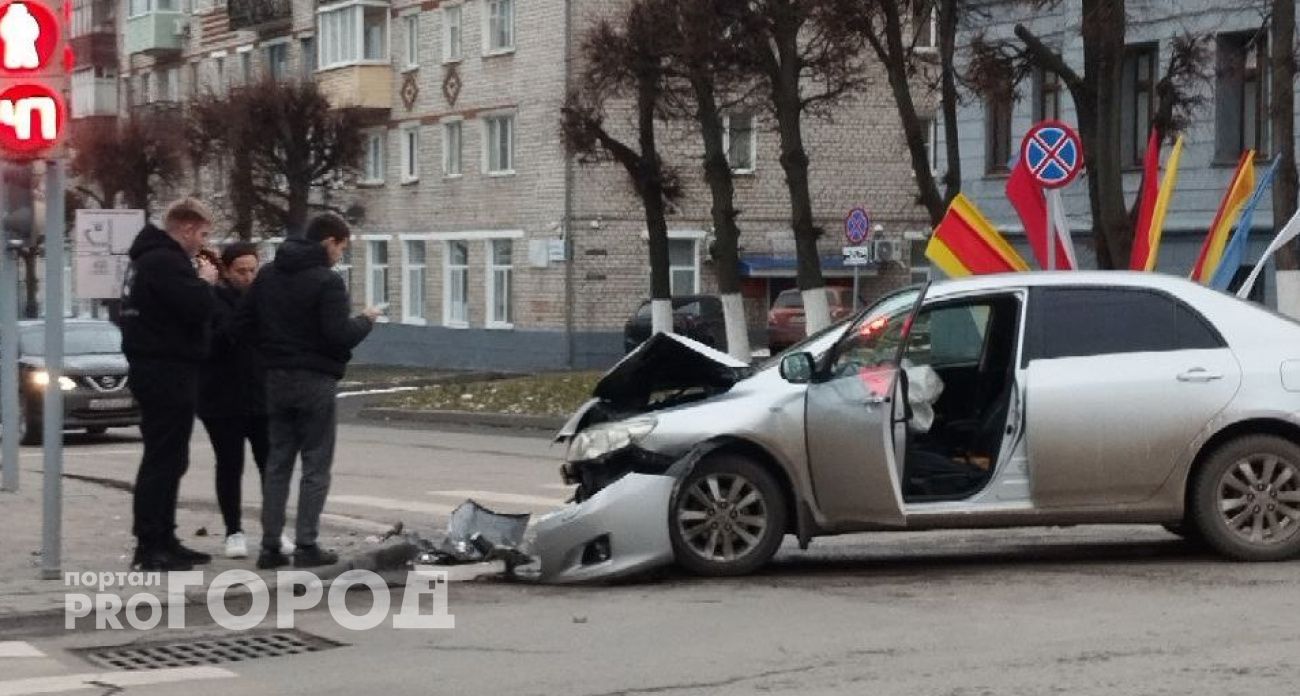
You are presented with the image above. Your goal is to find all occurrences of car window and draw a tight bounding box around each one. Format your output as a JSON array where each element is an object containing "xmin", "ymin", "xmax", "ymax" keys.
[
  {"xmin": 674, "ymin": 301, "xmax": 702, "ymax": 316},
  {"xmin": 20, "ymin": 325, "xmax": 123, "ymax": 356},
  {"xmin": 634, "ymin": 302, "xmax": 652, "ymax": 320},
  {"xmin": 1026, "ymin": 287, "xmax": 1225, "ymax": 361},
  {"xmin": 907, "ymin": 304, "xmax": 991, "ymax": 367},
  {"xmin": 828, "ymin": 288, "xmax": 922, "ymax": 377},
  {"xmin": 759, "ymin": 319, "xmax": 849, "ymax": 371},
  {"xmin": 773, "ymin": 290, "xmax": 801, "ymax": 309}
]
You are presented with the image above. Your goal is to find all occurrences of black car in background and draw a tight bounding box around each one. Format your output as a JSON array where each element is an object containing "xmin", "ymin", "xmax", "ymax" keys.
[
  {"xmin": 0, "ymin": 320, "xmax": 139, "ymax": 445},
  {"xmin": 623, "ymin": 296, "xmax": 727, "ymax": 353}
]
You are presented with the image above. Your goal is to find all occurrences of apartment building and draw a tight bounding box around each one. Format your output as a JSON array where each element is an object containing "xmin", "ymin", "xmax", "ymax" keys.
[{"xmin": 69, "ymin": 0, "xmax": 932, "ymax": 370}]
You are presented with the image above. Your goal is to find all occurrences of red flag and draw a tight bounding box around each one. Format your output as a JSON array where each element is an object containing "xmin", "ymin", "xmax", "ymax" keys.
[
  {"xmin": 1006, "ymin": 159, "xmax": 1074, "ymax": 270},
  {"xmin": 1129, "ymin": 128, "xmax": 1162, "ymax": 270}
]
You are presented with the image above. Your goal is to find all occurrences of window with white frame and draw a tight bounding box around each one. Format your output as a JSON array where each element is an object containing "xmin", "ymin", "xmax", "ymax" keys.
[
  {"xmin": 403, "ymin": 14, "xmax": 419, "ymax": 69},
  {"xmin": 128, "ymin": 0, "xmax": 177, "ymax": 16},
  {"xmin": 401, "ymin": 125, "xmax": 420, "ymax": 182},
  {"xmin": 916, "ymin": 5, "xmax": 937, "ymax": 50},
  {"xmin": 485, "ymin": 114, "xmax": 514, "ymax": 174},
  {"xmin": 487, "ymin": 239, "xmax": 513, "ymax": 326},
  {"xmin": 444, "ymin": 240, "xmax": 469, "ymax": 326},
  {"xmin": 669, "ymin": 238, "xmax": 699, "ymax": 295},
  {"xmin": 443, "ymin": 120, "xmax": 462, "ymax": 176},
  {"xmin": 443, "ymin": 4, "xmax": 462, "ymax": 62},
  {"xmin": 212, "ymin": 55, "xmax": 225, "ymax": 93},
  {"xmin": 367, "ymin": 240, "xmax": 390, "ymax": 310},
  {"xmin": 403, "ymin": 240, "xmax": 427, "ymax": 324},
  {"xmin": 485, "ymin": 0, "xmax": 514, "ymax": 54},
  {"xmin": 334, "ymin": 243, "xmax": 352, "ymax": 293},
  {"xmin": 724, "ymin": 112, "xmax": 755, "ymax": 173},
  {"xmin": 301, "ymin": 37, "xmax": 316, "ymax": 77},
  {"xmin": 318, "ymin": 1, "xmax": 389, "ymax": 70},
  {"xmin": 238, "ymin": 50, "xmax": 252, "ymax": 85},
  {"xmin": 363, "ymin": 130, "xmax": 386, "ymax": 183}
]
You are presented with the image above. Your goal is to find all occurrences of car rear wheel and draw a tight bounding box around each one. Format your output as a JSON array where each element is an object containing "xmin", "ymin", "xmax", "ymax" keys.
[
  {"xmin": 1192, "ymin": 435, "xmax": 1300, "ymax": 561},
  {"xmin": 19, "ymin": 406, "xmax": 41, "ymax": 447},
  {"xmin": 669, "ymin": 454, "xmax": 787, "ymax": 577}
]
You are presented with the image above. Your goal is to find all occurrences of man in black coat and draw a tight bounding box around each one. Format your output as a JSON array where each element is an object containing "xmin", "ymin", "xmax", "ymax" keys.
[
  {"xmin": 199, "ymin": 242, "xmax": 272, "ymax": 560},
  {"xmin": 238, "ymin": 213, "xmax": 379, "ymax": 569},
  {"xmin": 119, "ymin": 198, "xmax": 218, "ymax": 571}
]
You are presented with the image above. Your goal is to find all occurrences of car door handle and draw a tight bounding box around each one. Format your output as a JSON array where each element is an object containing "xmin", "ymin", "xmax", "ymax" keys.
[
  {"xmin": 863, "ymin": 395, "xmax": 889, "ymax": 405},
  {"xmin": 1177, "ymin": 368, "xmax": 1223, "ymax": 383}
]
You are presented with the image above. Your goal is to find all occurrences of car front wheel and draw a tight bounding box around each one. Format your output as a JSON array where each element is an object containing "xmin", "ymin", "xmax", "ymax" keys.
[
  {"xmin": 669, "ymin": 454, "xmax": 787, "ymax": 577},
  {"xmin": 1192, "ymin": 435, "xmax": 1300, "ymax": 561}
]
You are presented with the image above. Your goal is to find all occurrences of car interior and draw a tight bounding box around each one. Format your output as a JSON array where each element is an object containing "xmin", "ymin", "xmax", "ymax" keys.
[{"xmin": 901, "ymin": 295, "xmax": 1022, "ymax": 502}]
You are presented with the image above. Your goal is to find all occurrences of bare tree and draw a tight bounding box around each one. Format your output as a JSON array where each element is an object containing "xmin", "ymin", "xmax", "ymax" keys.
[
  {"xmin": 561, "ymin": 0, "xmax": 682, "ymax": 335},
  {"xmin": 968, "ymin": 2, "xmax": 1210, "ymax": 268},
  {"xmin": 726, "ymin": 0, "xmax": 869, "ymax": 333},
  {"xmin": 663, "ymin": 0, "xmax": 754, "ymax": 359},
  {"xmin": 855, "ymin": 0, "xmax": 964, "ymax": 225},
  {"xmin": 188, "ymin": 80, "xmax": 365, "ymax": 237},
  {"xmin": 69, "ymin": 111, "xmax": 185, "ymax": 212}
]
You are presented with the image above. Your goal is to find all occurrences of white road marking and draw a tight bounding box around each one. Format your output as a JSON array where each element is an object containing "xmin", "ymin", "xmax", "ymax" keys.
[
  {"xmin": 0, "ymin": 643, "xmax": 43, "ymax": 659},
  {"xmin": 336, "ymin": 386, "xmax": 420, "ymax": 399},
  {"xmin": 19, "ymin": 449, "xmax": 137, "ymax": 459},
  {"xmin": 428, "ymin": 490, "xmax": 567, "ymax": 508},
  {"xmin": 330, "ymin": 494, "xmax": 458, "ymax": 517},
  {"xmin": 540, "ymin": 483, "xmax": 577, "ymax": 491},
  {"xmin": 0, "ymin": 666, "xmax": 235, "ymax": 696}
]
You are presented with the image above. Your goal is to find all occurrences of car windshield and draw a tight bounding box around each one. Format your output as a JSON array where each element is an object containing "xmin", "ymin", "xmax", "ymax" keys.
[
  {"xmin": 758, "ymin": 319, "xmax": 850, "ymax": 371},
  {"xmin": 773, "ymin": 291, "xmax": 802, "ymax": 309},
  {"xmin": 20, "ymin": 325, "xmax": 122, "ymax": 356}
]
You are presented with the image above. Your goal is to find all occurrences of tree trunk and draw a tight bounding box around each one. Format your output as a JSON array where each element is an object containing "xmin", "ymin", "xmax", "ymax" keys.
[
  {"xmin": 637, "ymin": 77, "xmax": 673, "ymax": 336},
  {"xmin": 230, "ymin": 146, "xmax": 255, "ymax": 241},
  {"xmin": 1079, "ymin": 0, "xmax": 1129, "ymax": 269},
  {"xmin": 875, "ymin": 2, "xmax": 945, "ymax": 225},
  {"xmin": 1271, "ymin": 0, "xmax": 1299, "ymax": 261},
  {"xmin": 770, "ymin": 20, "xmax": 829, "ymax": 333},
  {"xmin": 286, "ymin": 180, "xmax": 310, "ymax": 238},
  {"xmin": 690, "ymin": 68, "xmax": 751, "ymax": 361},
  {"xmin": 938, "ymin": 0, "xmax": 962, "ymax": 204}
]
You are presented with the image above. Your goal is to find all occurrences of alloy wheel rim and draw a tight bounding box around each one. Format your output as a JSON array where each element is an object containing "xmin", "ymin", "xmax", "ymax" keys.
[
  {"xmin": 1217, "ymin": 454, "xmax": 1300, "ymax": 545},
  {"xmin": 676, "ymin": 473, "xmax": 768, "ymax": 562}
]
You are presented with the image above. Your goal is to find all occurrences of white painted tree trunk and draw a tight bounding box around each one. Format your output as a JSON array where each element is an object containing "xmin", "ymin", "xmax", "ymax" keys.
[
  {"xmin": 1276, "ymin": 270, "xmax": 1300, "ymax": 318},
  {"xmin": 721, "ymin": 292, "xmax": 751, "ymax": 362},
  {"xmin": 802, "ymin": 288, "xmax": 831, "ymax": 335},
  {"xmin": 651, "ymin": 298, "xmax": 674, "ymax": 335}
]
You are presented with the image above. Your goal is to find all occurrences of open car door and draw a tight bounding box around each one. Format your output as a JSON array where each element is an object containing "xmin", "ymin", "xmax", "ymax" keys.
[{"xmin": 804, "ymin": 285, "xmax": 928, "ymax": 525}]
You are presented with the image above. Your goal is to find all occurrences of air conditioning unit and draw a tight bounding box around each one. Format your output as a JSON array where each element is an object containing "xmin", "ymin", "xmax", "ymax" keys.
[
  {"xmin": 872, "ymin": 239, "xmax": 902, "ymax": 265},
  {"xmin": 173, "ymin": 19, "xmax": 189, "ymax": 37}
]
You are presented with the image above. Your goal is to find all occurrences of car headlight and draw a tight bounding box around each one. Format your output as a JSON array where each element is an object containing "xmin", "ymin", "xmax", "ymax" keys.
[
  {"xmin": 566, "ymin": 417, "xmax": 657, "ymax": 462},
  {"xmin": 31, "ymin": 371, "xmax": 76, "ymax": 391}
]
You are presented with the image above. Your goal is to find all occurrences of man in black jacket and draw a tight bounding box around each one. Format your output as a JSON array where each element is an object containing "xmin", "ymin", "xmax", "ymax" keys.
[
  {"xmin": 199, "ymin": 242, "xmax": 272, "ymax": 560},
  {"xmin": 238, "ymin": 214, "xmax": 379, "ymax": 569},
  {"xmin": 119, "ymin": 198, "xmax": 218, "ymax": 571}
]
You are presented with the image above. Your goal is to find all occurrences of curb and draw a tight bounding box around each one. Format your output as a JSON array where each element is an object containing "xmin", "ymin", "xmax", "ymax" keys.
[
  {"xmin": 358, "ymin": 407, "xmax": 566, "ymax": 431},
  {"xmin": 338, "ymin": 371, "xmax": 507, "ymax": 393}
]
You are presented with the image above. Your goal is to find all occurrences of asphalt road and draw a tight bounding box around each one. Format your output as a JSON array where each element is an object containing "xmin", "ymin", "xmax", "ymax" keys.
[{"xmin": 3, "ymin": 406, "xmax": 1299, "ymax": 695}]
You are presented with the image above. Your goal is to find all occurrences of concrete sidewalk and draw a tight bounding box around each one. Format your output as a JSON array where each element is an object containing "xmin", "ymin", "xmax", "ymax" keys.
[{"xmin": 0, "ymin": 465, "xmax": 396, "ymax": 627}]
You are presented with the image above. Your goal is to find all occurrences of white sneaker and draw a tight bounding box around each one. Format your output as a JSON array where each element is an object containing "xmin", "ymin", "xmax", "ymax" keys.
[
  {"xmin": 225, "ymin": 533, "xmax": 248, "ymax": 559},
  {"xmin": 280, "ymin": 534, "xmax": 296, "ymax": 555}
]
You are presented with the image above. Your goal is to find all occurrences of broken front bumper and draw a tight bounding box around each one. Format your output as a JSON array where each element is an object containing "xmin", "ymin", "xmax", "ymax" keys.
[{"xmin": 519, "ymin": 472, "xmax": 676, "ymax": 584}]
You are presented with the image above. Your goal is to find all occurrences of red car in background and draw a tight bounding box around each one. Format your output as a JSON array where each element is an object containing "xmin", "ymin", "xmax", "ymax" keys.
[{"xmin": 767, "ymin": 287, "xmax": 858, "ymax": 352}]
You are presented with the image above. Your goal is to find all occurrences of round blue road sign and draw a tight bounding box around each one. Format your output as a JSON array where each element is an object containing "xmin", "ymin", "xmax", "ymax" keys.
[
  {"xmin": 1020, "ymin": 120, "xmax": 1083, "ymax": 189},
  {"xmin": 844, "ymin": 207, "xmax": 871, "ymax": 245}
]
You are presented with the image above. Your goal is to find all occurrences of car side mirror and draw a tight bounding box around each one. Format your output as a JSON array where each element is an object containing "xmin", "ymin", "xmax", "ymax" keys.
[{"xmin": 779, "ymin": 352, "xmax": 815, "ymax": 384}]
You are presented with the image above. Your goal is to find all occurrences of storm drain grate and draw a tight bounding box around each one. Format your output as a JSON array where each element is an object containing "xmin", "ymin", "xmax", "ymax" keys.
[{"xmin": 75, "ymin": 630, "xmax": 344, "ymax": 671}]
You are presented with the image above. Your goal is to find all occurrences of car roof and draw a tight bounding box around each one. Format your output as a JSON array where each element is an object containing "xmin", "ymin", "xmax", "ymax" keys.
[{"xmin": 925, "ymin": 271, "xmax": 1217, "ymax": 298}]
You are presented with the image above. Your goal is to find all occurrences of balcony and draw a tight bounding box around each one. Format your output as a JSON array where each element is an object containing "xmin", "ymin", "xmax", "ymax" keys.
[
  {"xmin": 317, "ymin": 64, "xmax": 393, "ymax": 114},
  {"xmin": 124, "ymin": 11, "xmax": 186, "ymax": 56},
  {"xmin": 228, "ymin": 0, "xmax": 292, "ymax": 34},
  {"xmin": 69, "ymin": 31, "xmax": 117, "ymax": 69},
  {"xmin": 70, "ymin": 74, "xmax": 118, "ymax": 119}
]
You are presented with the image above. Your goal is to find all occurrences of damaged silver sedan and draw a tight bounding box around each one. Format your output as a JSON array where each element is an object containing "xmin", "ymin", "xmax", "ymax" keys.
[{"xmin": 528, "ymin": 272, "xmax": 1300, "ymax": 583}]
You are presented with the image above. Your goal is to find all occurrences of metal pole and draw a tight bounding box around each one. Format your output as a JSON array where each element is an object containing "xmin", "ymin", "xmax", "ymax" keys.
[
  {"xmin": 1046, "ymin": 189, "xmax": 1056, "ymax": 272},
  {"xmin": 852, "ymin": 264, "xmax": 860, "ymax": 311},
  {"xmin": 0, "ymin": 165, "xmax": 17, "ymax": 493},
  {"xmin": 41, "ymin": 160, "xmax": 65, "ymax": 580}
]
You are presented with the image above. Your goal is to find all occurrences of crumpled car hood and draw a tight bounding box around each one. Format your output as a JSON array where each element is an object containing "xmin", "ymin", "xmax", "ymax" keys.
[{"xmin": 593, "ymin": 332, "xmax": 750, "ymax": 410}]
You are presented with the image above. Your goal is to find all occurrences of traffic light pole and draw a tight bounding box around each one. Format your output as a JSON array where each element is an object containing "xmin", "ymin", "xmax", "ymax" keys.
[
  {"xmin": 41, "ymin": 158, "xmax": 65, "ymax": 579},
  {"xmin": 0, "ymin": 163, "xmax": 18, "ymax": 493}
]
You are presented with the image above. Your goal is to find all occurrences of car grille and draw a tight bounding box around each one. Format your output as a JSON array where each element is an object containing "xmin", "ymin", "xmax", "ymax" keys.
[{"xmin": 81, "ymin": 374, "xmax": 129, "ymax": 393}]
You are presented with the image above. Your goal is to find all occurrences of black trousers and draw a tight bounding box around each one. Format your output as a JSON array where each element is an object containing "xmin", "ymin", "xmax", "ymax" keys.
[
  {"xmin": 201, "ymin": 415, "xmax": 269, "ymax": 537},
  {"xmin": 129, "ymin": 360, "xmax": 198, "ymax": 550}
]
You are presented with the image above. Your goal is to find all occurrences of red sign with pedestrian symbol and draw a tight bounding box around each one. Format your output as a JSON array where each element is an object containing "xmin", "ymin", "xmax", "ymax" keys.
[
  {"xmin": 0, "ymin": 0, "xmax": 67, "ymax": 159},
  {"xmin": 1020, "ymin": 121, "xmax": 1083, "ymax": 189}
]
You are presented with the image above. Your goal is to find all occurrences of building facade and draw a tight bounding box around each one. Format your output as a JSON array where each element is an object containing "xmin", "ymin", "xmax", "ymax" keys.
[
  {"xmin": 69, "ymin": 0, "xmax": 932, "ymax": 370},
  {"xmin": 947, "ymin": 0, "xmax": 1292, "ymax": 308}
]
